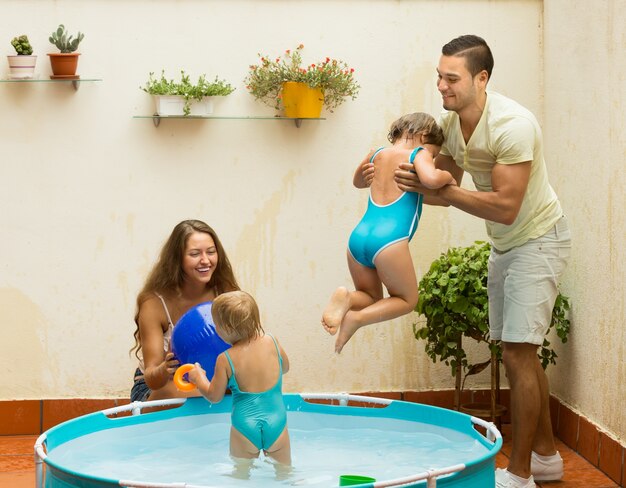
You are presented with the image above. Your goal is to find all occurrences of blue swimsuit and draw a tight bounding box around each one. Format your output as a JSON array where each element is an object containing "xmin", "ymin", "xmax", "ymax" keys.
[
  {"xmin": 348, "ymin": 147, "xmax": 424, "ymax": 268},
  {"xmin": 224, "ymin": 335, "xmax": 287, "ymax": 451}
]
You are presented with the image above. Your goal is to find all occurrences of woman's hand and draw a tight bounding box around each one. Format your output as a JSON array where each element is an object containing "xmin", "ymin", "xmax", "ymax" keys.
[
  {"xmin": 162, "ymin": 352, "xmax": 180, "ymax": 379},
  {"xmin": 143, "ymin": 352, "xmax": 179, "ymax": 390}
]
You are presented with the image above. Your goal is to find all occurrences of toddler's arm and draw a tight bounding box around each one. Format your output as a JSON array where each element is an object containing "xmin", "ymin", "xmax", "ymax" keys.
[
  {"xmin": 353, "ymin": 149, "xmax": 376, "ymax": 188},
  {"xmin": 276, "ymin": 338, "xmax": 290, "ymax": 374},
  {"xmin": 188, "ymin": 354, "xmax": 229, "ymax": 404},
  {"xmin": 413, "ymin": 150, "xmax": 456, "ymax": 189}
]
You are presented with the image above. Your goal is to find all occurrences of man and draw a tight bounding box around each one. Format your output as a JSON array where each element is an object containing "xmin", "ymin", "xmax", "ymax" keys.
[{"xmin": 394, "ymin": 35, "xmax": 571, "ymax": 488}]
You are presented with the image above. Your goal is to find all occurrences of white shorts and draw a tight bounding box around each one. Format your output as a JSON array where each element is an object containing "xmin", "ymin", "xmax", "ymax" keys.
[{"xmin": 488, "ymin": 215, "xmax": 571, "ymax": 344}]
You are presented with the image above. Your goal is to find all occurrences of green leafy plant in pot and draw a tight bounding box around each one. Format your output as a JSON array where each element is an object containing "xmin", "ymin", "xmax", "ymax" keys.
[
  {"xmin": 48, "ymin": 24, "xmax": 84, "ymax": 78},
  {"xmin": 142, "ymin": 70, "xmax": 235, "ymax": 116},
  {"xmin": 8, "ymin": 35, "xmax": 37, "ymax": 79},
  {"xmin": 414, "ymin": 240, "xmax": 570, "ymax": 417}
]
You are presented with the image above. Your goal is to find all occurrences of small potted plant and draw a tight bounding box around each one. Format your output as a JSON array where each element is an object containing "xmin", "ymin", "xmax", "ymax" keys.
[
  {"xmin": 244, "ymin": 44, "xmax": 360, "ymax": 118},
  {"xmin": 48, "ymin": 24, "xmax": 84, "ymax": 78},
  {"xmin": 7, "ymin": 35, "xmax": 37, "ymax": 79},
  {"xmin": 141, "ymin": 70, "xmax": 235, "ymax": 116},
  {"xmin": 414, "ymin": 241, "xmax": 570, "ymax": 417}
]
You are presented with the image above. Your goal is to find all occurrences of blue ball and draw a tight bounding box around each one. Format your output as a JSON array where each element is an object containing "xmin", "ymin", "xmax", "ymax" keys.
[{"xmin": 171, "ymin": 301, "xmax": 231, "ymax": 380}]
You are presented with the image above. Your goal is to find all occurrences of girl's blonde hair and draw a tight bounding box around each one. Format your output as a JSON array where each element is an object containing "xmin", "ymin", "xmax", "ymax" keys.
[
  {"xmin": 211, "ymin": 291, "xmax": 264, "ymax": 342},
  {"xmin": 387, "ymin": 112, "xmax": 444, "ymax": 146}
]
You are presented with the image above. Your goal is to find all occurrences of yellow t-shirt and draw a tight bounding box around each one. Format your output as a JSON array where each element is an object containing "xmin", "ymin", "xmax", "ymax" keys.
[{"xmin": 439, "ymin": 91, "xmax": 562, "ymax": 251}]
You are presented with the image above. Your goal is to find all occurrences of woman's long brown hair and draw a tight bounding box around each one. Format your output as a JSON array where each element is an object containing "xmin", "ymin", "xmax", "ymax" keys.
[{"xmin": 130, "ymin": 220, "xmax": 240, "ymax": 359}]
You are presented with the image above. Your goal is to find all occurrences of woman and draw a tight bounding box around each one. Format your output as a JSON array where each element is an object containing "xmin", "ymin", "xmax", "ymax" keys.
[{"xmin": 130, "ymin": 220, "xmax": 240, "ymax": 402}]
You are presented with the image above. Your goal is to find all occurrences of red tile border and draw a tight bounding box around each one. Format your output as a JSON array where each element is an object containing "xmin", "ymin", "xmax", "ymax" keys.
[
  {"xmin": 0, "ymin": 401, "xmax": 40, "ymax": 435},
  {"xmin": 557, "ymin": 403, "xmax": 580, "ymax": 450},
  {"xmin": 599, "ymin": 432, "xmax": 623, "ymax": 486},
  {"xmin": 404, "ymin": 390, "xmax": 456, "ymax": 409},
  {"xmin": 353, "ymin": 391, "xmax": 402, "ymax": 401},
  {"xmin": 42, "ymin": 399, "xmax": 117, "ymax": 431},
  {"xmin": 578, "ymin": 415, "xmax": 600, "ymax": 467}
]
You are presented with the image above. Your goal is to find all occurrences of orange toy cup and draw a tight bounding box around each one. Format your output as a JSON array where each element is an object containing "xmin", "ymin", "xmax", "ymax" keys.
[{"xmin": 173, "ymin": 363, "xmax": 196, "ymax": 392}]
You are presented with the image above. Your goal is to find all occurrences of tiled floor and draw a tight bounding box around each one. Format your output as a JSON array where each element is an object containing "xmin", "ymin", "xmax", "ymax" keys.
[
  {"xmin": 0, "ymin": 428, "xmax": 621, "ymax": 487},
  {"xmin": 495, "ymin": 424, "xmax": 620, "ymax": 487},
  {"xmin": 0, "ymin": 435, "xmax": 37, "ymax": 487}
]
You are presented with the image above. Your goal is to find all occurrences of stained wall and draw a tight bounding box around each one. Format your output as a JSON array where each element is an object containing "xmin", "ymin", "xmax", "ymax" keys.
[{"xmin": 1, "ymin": 0, "xmax": 623, "ymax": 442}]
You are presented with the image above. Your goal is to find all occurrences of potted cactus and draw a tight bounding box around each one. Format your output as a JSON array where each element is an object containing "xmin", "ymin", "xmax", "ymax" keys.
[
  {"xmin": 7, "ymin": 35, "xmax": 37, "ymax": 79},
  {"xmin": 47, "ymin": 24, "xmax": 84, "ymax": 78}
]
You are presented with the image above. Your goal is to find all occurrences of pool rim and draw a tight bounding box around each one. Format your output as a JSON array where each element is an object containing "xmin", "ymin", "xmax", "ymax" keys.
[{"xmin": 36, "ymin": 392, "xmax": 502, "ymax": 488}]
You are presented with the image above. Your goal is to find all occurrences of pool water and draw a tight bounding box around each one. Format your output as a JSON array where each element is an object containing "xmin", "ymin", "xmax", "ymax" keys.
[{"xmin": 46, "ymin": 410, "xmax": 490, "ymax": 487}]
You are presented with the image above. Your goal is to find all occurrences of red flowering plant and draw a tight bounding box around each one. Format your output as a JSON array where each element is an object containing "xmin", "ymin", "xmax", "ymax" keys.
[{"xmin": 244, "ymin": 44, "xmax": 360, "ymax": 112}]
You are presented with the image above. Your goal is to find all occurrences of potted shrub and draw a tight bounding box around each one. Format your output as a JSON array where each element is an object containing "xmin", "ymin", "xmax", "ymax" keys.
[
  {"xmin": 414, "ymin": 241, "xmax": 571, "ymax": 419},
  {"xmin": 7, "ymin": 35, "xmax": 37, "ymax": 79},
  {"xmin": 48, "ymin": 24, "xmax": 84, "ymax": 78},
  {"xmin": 244, "ymin": 43, "xmax": 360, "ymax": 118},
  {"xmin": 141, "ymin": 70, "xmax": 235, "ymax": 117}
]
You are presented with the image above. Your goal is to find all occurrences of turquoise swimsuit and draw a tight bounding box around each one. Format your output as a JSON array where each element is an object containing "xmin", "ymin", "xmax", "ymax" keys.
[
  {"xmin": 348, "ymin": 147, "xmax": 424, "ymax": 268},
  {"xmin": 224, "ymin": 335, "xmax": 287, "ymax": 451}
]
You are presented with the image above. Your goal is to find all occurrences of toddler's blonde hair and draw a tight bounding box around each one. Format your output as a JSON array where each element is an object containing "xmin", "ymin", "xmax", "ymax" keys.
[
  {"xmin": 211, "ymin": 290, "xmax": 264, "ymax": 342},
  {"xmin": 387, "ymin": 112, "xmax": 444, "ymax": 146}
]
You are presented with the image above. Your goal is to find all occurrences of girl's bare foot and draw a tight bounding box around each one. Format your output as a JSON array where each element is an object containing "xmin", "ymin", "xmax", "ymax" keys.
[
  {"xmin": 321, "ymin": 287, "xmax": 350, "ymax": 335},
  {"xmin": 334, "ymin": 315, "xmax": 362, "ymax": 354}
]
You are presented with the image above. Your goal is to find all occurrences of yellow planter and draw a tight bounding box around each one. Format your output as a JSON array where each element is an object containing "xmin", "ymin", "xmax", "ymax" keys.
[{"xmin": 281, "ymin": 81, "xmax": 324, "ymax": 118}]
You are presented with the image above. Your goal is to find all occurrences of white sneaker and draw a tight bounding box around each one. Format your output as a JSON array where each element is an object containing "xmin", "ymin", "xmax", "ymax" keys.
[
  {"xmin": 495, "ymin": 468, "xmax": 536, "ymax": 488},
  {"xmin": 531, "ymin": 450, "xmax": 564, "ymax": 481}
]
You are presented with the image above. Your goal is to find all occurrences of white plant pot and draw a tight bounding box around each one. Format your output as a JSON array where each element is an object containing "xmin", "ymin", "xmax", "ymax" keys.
[
  {"xmin": 7, "ymin": 55, "xmax": 37, "ymax": 79},
  {"xmin": 188, "ymin": 98, "xmax": 214, "ymax": 116},
  {"xmin": 153, "ymin": 95, "xmax": 215, "ymax": 116},
  {"xmin": 154, "ymin": 95, "xmax": 186, "ymax": 116}
]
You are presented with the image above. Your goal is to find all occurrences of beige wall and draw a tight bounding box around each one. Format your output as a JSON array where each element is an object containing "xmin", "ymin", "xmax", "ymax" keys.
[
  {"xmin": 543, "ymin": 0, "xmax": 626, "ymax": 443},
  {"xmin": 1, "ymin": 1, "xmax": 623, "ymax": 442}
]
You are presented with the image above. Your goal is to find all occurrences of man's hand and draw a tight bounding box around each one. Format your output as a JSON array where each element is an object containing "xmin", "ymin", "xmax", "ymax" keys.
[{"xmin": 394, "ymin": 163, "xmax": 440, "ymax": 196}]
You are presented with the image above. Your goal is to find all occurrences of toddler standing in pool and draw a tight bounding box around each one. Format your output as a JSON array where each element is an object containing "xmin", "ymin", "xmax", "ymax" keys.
[
  {"xmin": 322, "ymin": 112, "xmax": 455, "ymax": 353},
  {"xmin": 187, "ymin": 291, "xmax": 291, "ymax": 467}
]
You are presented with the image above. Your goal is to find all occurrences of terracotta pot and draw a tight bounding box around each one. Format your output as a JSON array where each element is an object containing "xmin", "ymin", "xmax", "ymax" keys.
[
  {"xmin": 281, "ymin": 81, "xmax": 324, "ymax": 118},
  {"xmin": 47, "ymin": 53, "xmax": 80, "ymax": 77}
]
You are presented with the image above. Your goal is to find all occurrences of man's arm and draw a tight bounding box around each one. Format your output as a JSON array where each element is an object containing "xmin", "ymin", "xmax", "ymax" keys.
[
  {"xmin": 396, "ymin": 152, "xmax": 531, "ymax": 223},
  {"xmin": 438, "ymin": 161, "xmax": 531, "ymax": 224}
]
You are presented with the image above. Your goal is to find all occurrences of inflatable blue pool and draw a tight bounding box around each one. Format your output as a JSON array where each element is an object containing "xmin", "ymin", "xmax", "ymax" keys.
[{"xmin": 36, "ymin": 393, "xmax": 501, "ymax": 488}]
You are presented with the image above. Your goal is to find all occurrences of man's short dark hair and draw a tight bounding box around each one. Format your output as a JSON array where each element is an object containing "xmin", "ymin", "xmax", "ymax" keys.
[{"xmin": 442, "ymin": 35, "xmax": 494, "ymax": 80}]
